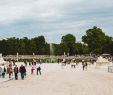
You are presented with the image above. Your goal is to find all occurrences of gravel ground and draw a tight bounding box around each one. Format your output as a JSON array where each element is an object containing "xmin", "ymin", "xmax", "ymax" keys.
[{"xmin": 0, "ymin": 63, "xmax": 113, "ymax": 95}]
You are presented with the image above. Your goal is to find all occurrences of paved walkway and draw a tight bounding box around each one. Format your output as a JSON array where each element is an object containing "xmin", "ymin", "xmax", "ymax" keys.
[{"xmin": 0, "ymin": 63, "xmax": 113, "ymax": 95}]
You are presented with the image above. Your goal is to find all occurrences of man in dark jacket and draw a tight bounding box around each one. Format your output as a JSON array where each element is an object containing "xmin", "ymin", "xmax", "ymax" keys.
[
  {"xmin": 19, "ymin": 65, "xmax": 26, "ymax": 80},
  {"xmin": 82, "ymin": 61, "xmax": 85, "ymax": 71},
  {"xmin": 14, "ymin": 65, "xmax": 19, "ymax": 80}
]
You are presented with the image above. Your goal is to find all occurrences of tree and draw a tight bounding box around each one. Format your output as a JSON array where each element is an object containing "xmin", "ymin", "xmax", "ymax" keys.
[
  {"xmin": 0, "ymin": 39, "xmax": 8, "ymax": 55},
  {"xmin": 102, "ymin": 36, "xmax": 113, "ymax": 54},
  {"xmin": 59, "ymin": 43, "xmax": 69, "ymax": 55},
  {"xmin": 75, "ymin": 43, "xmax": 89, "ymax": 54},
  {"xmin": 18, "ymin": 39, "xmax": 26, "ymax": 55},
  {"xmin": 33, "ymin": 36, "xmax": 46, "ymax": 55},
  {"xmin": 61, "ymin": 34, "xmax": 76, "ymax": 55},
  {"xmin": 82, "ymin": 26, "xmax": 110, "ymax": 54},
  {"xmin": 0, "ymin": 29, "xmax": 113, "ymax": 55}
]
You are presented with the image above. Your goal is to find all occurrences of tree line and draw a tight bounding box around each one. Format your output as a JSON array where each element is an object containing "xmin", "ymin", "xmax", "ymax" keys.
[{"xmin": 0, "ymin": 26, "xmax": 113, "ymax": 55}]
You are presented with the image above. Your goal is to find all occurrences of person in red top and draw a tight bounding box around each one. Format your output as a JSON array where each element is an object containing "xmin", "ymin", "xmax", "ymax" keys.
[{"xmin": 31, "ymin": 65, "xmax": 35, "ymax": 74}]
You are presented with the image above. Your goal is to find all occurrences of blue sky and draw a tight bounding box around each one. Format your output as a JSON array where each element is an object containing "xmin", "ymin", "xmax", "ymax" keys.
[{"xmin": 0, "ymin": 0, "xmax": 113, "ymax": 43}]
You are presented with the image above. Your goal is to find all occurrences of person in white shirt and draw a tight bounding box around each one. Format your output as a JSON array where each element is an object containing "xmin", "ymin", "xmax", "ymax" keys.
[
  {"xmin": 36, "ymin": 63, "xmax": 41, "ymax": 75},
  {"xmin": 1, "ymin": 64, "xmax": 6, "ymax": 78}
]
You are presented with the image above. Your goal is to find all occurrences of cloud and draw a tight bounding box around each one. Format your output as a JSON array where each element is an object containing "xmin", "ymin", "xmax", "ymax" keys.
[{"xmin": 0, "ymin": 0, "xmax": 113, "ymax": 43}]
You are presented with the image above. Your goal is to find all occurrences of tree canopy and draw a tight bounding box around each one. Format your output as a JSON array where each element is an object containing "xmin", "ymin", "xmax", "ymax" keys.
[
  {"xmin": 0, "ymin": 26, "xmax": 113, "ymax": 55},
  {"xmin": 82, "ymin": 26, "xmax": 113, "ymax": 54}
]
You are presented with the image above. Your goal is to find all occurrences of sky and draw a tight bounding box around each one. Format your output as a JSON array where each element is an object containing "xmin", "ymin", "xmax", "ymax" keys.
[{"xmin": 0, "ymin": 0, "xmax": 113, "ymax": 43}]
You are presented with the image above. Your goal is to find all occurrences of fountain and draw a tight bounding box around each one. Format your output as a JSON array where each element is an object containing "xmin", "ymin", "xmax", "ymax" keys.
[
  {"xmin": 95, "ymin": 56, "xmax": 113, "ymax": 72},
  {"xmin": 96, "ymin": 56, "xmax": 110, "ymax": 68},
  {"xmin": 96, "ymin": 56, "xmax": 109, "ymax": 64},
  {"xmin": 50, "ymin": 43, "xmax": 54, "ymax": 55},
  {"xmin": 49, "ymin": 43, "xmax": 55, "ymax": 63}
]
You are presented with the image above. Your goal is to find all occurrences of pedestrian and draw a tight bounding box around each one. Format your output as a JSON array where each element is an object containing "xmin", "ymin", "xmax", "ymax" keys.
[
  {"xmin": 31, "ymin": 64, "xmax": 35, "ymax": 74},
  {"xmin": 34, "ymin": 62, "xmax": 36, "ymax": 66},
  {"xmin": 58, "ymin": 58, "xmax": 60, "ymax": 64},
  {"xmin": 29, "ymin": 62, "xmax": 31, "ymax": 66},
  {"xmin": 12, "ymin": 65, "xmax": 15, "ymax": 77},
  {"xmin": 1, "ymin": 64, "xmax": 6, "ymax": 78},
  {"xmin": 7, "ymin": 64, "xmax": 13, "ymax": 79},
  {"xmin": 0, "ymin": 66, "xmax": 2, "ymax": 77},
  {"xmin": 82, "ymin": 61, "xmax": 85, "ymax": 71},
  {"xmin": 61, "ymin": 59, "xmax": 66, "ymax": 69},
  {"xmin": 24, "ymin": 61, "xmax": 27, "ymax": 67},
  {"xmin": 36, "ymin": 63, "xmax": 41, "ymax": 75},
  {"xmin": 19, "ymin": 65, "xmax": 26, "ymax": 80},
  {"xmin": 13, "ymin": 60, "xmax": 16, "ymax": 66},
  {"xmin": 14, "ymin": 65, "xmax": 19, "ymax": 80},
  {"xmin": 85, "ymin": 61, "xmax": 88, "ymax": 71},
  {"xmin": 32, "ymin": 62, "xmax": 34, "ymax": 65}
]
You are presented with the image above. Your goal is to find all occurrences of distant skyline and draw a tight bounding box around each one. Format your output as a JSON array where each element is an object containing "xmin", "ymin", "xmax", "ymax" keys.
[{"xmin": 0, "ymin": 0, "xmax": 113, "ymax": 43}]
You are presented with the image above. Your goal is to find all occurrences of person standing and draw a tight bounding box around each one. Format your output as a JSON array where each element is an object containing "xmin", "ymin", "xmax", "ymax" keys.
[
  {"xmin": 36, "ymin": 63, "xmax": 41, "ymax": 75},
  {"xmin": 14, "ymin": 65, "xmax": 19, "ymax": 80},
  {"xmin": 19, "ymin": 65, "xmax": 26, "ymax": 80}
]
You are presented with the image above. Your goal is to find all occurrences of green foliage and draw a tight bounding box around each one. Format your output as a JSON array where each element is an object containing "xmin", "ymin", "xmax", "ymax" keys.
[
  {"xmin": 82, "ymin": 26, "xmax": 113, "ymax": 54},
  {"xmin": 61, "ymin": 34, "xmax": 76, "ymax": 44},
  {"xmin": 61, "ymin": 34, "xmax": 76, "ymax": 55},
  {"xmin": 59, "ymin": 43, "xmax": 69, "ymax": 55},
  {"xmin": 32, "ymin": 36, "xmax": 47, "ymax": 55},
  {"xmin": 0, "ymin": 26, "xmax": 113, "ymax": 55}
]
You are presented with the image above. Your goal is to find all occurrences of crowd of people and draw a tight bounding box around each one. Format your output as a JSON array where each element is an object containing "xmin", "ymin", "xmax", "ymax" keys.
[
  {"xmin": 0, "ymin": 61, "xmax": 42, "ymax": 80},
  {"xmin": 61, "ymin": 59, "xmax": 88, "ymax": 70},
  {"xmin": 0, "ymin": 59, "xmax": 90, "ymax": 82}
]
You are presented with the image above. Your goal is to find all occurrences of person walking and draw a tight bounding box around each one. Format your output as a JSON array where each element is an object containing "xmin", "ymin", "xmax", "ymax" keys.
[
  {"xmin": 85, "ymin": 61, "xmax": 88, "ymax": 71},
  {"xmin": 1, "ymin": 64, "xmax": 6, "ymax": 78},
  {"xmin": 24, "ymin": 61, "xmax": 27, "ymax": 67},
  {"xmin": 19, "ymin": 65, "xmax": 26, "ymax": 80},
  {"xmin": 0, "ymin": 66, "xmax": 2, "ymax": 77},
  {"xmin": 82, "ymin": 61, "xmax": 85, "ymax": 71},
  {"xmin": 31, "ymin": 64, "xmax": 35, "ymax": 74},
  {"xmin": 14, "ymin": 65, "xmax": 19, "ymax": 80},
  {"xmin": 57, "ymin": 58, "xmax": 60, "ymax": 64},
  {"xmin": 7, "ymin": 64, "xmax": 13, "ymax": 79},
  {"xmin": 36, "ymin": 63, "xmax": 41, "ymax": 75}
]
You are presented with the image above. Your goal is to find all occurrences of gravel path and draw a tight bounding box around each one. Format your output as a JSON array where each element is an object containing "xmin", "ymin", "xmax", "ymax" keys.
[{"xmin": 0, "ymin": 63, "xmax": 113, "ymax": 95}]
